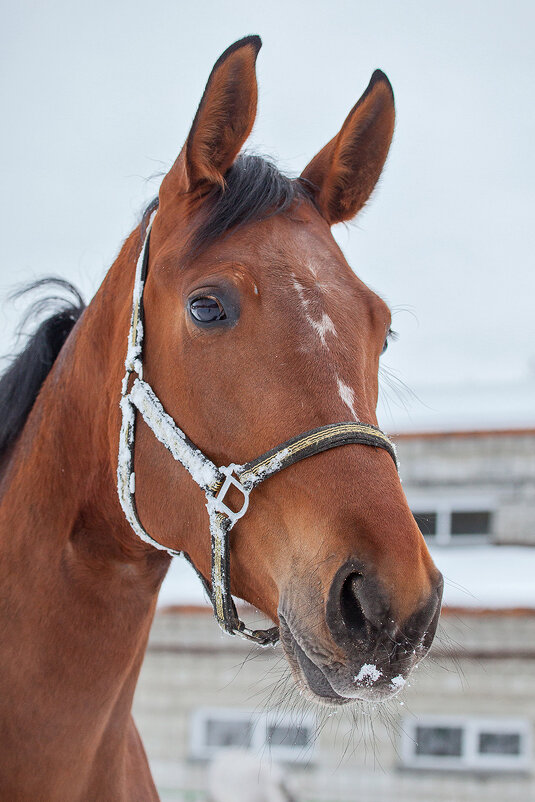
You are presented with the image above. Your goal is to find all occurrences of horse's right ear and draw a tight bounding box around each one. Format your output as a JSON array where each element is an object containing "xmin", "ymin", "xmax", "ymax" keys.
[{"xmin": 161, "ymin": 36, "xmax": 261, "ymax": 200}]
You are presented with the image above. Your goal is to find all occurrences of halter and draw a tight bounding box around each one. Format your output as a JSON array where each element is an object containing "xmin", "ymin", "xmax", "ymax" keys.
[{"xmin": 117, "ymin": 215, "xmax": 398, "ymax": 646}]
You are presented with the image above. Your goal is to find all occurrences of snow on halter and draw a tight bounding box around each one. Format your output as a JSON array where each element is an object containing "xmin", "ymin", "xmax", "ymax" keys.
[{"xmin": 117, "ymin": 214, "xmax": 399, "ymax": 646}]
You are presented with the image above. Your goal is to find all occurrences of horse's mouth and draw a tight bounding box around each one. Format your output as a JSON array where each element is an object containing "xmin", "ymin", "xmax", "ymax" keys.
[
  {"xmin": 278, "ymin": 614, "xmax": 404, "ymax": 708},
  {"xmin": 280, "ymin": 617, "xmax": 347, "ymax": 705}
]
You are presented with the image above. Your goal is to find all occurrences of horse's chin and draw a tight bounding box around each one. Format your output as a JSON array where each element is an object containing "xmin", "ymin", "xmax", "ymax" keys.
[{"xmin": 279, "ymin": 615, "xmax": 408, "ymax": 708}]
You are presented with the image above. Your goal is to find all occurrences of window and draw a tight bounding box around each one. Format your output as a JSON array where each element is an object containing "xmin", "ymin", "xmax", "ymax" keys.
[
  {"xmin": 204, "ymin": 716, "xmax": 253, "ymax": 749},
  {"xmin": 190, "ymin": 708, "xmax": 316, "ymax": 762},
  {"xmin": 415, "ymin": 725, "xmax": 463, "ymax": 757},
  {"xmin": 450, "ymin": 511, "xmax": 491, "ymax": 537},
  {"xmin": 478, "ymin": 731, "xmax": 521, "ymax": 755},
  {"xmin": 401, "ymin": 716, "xmax": 531, "ymax": 771},
  {"xmin": 410, "ymin": 498, "xmax": 494, "ymax": 545}
]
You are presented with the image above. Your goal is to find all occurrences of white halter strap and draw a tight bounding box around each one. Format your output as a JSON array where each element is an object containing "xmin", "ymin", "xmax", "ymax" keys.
[{"xmin": 117, "ymin": 215, "xmax": 279, "ymax": 644}]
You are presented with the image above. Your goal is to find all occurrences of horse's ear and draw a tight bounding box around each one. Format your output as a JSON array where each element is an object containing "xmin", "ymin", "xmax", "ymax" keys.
[
  {"xmin": 301, "ymin": 70, "xmax": 395, "ymax": 225},
  {"xmin": 162, "ymin": 36, "xmax": 261, "ymax": 198}
]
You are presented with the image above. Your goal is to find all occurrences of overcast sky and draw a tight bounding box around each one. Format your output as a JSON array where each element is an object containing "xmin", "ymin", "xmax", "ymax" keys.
[{"xmin": 1, "ymin": 1, "xmax": 534, "ymax": 430}]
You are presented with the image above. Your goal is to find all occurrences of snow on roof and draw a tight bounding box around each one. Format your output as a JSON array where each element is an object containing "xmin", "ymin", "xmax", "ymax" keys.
[
  {"xmin": 378, "ymin": 378, "xmax": 535, "ymax": 434},
  {"xmin": 429, "ymin": 545, "xmax": 535, "ymax": 610},
  {"xmin": 158, "ymin": 546, "xmax": 535, "ymax": 613}
]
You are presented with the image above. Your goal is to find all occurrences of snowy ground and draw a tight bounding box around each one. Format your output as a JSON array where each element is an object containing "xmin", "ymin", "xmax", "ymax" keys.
[{"xmin": 158, "ymin": 545, "xmax": 535, "ymax": 612}]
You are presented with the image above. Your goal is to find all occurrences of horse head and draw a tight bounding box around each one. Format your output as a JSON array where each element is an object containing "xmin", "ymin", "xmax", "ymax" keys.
[{"xmin": 119, "ymin": 36, "xmax": 443, "ymax": 706}]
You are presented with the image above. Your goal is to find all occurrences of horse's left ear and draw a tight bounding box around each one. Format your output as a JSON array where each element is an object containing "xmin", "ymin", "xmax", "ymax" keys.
[{"xmin": 301, "ymin": 70, "xmax": 395, "ymax": 225}]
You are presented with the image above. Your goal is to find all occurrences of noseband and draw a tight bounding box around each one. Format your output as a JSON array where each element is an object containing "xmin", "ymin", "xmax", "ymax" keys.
[{"xmin": 117, "ymin": 216, "xmax": 398, "ymax": 646}]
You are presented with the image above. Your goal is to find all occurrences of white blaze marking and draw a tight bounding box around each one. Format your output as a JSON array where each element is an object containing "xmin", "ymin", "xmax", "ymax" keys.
[
  {"xmin": 310, "ymin": 313, "xmax": 337, "ymax": 346},
  {"xmin": 292, "ymin": 275, "xmax": 360, "ymax": 420},
  {"xmin": 292, "ymin": 278, "xmax": 337, "ymax": 348},
  {"xmin": 337, "ymin": 378, "xmax": 359, "ymax": 421},
  {"xmin": 292, "ymin": 278, "xmax": 308, "ymax": 309}
]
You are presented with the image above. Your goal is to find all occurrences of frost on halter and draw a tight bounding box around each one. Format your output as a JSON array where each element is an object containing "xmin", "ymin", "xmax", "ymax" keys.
[
  {"xmin": 114, "ymin": 216, "xmax": 271, "ymax": 644},
  {"xmin": 129, "ymin": 379, "xmax": 220, "ymax": 492}
]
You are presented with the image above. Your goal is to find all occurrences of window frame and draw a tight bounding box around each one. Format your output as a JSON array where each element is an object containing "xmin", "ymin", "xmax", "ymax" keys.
[
  {"xmin": 401, "ymin": 715, "xmax": 532, "ymax": 772},
  {"xmin": 190, "ymin": 707, "xmax": 316, "ymax": 763},
  {"xmin": 408, "ymin": 493, "xmax": 495, "ymax": 545}
]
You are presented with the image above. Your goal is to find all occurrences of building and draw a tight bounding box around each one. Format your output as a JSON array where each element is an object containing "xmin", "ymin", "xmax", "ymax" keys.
[
  {"xmin": 133, "ymin": 427, "xmax": 535, "ymax": 801},
  {"xmin": 399, "ymin": 428, "xmax": 535, "ymax": 548}
]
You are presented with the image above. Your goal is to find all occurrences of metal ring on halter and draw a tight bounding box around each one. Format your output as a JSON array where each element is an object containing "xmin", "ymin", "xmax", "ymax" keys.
[
  {"xmin": 213, "ymin": 465, "xmax": 250, "ymax": 525},
  {"xmin": 117, "ymin": 217, "xmax": 398, "ymax": 646}
]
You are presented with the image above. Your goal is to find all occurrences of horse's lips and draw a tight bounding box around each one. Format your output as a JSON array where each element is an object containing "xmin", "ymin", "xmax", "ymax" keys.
[
  {"xmin": 279, "ymin": 614, "xmax": 352, "ymax": 706},
  {"xmin": 291, "ymin": 635, "xmax": 347, "ymax": 702}
]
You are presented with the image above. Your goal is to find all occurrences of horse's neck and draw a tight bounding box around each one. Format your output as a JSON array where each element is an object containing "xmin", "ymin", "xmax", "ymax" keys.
[{"xmin": 0, "ymin": 236, "xmax": 168, "ymax": 797}]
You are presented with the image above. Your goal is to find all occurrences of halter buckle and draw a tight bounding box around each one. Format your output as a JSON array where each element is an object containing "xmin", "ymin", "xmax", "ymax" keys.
[{"xmin": 213, "ymin": 464, "xmax": 250, "ymax": 526}]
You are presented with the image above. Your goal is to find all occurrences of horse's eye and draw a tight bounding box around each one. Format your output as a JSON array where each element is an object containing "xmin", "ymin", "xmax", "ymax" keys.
[{"xmin": 189, "ymin": 296, "xmax": 226, "ymax": 323}]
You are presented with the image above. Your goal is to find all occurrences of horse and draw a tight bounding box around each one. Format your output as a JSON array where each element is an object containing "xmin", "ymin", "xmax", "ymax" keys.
[{"xmin": 0, "ymin": 35, "xmax": 443, "ymax": 801}]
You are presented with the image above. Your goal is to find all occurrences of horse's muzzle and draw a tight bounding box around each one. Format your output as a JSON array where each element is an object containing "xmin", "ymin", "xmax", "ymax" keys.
[{"xmin": 279, "ymin": 561, "xmax": 443, "ymax": 706}]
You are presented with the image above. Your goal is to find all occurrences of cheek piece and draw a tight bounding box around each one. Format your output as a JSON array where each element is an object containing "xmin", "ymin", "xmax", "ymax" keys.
[{"xmin": 117, "ymin": 215, "xmax": 398, "ymax": 646}]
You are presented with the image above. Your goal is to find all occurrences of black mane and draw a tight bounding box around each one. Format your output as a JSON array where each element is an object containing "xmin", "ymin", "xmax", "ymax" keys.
[
  {"xmin": 190, "ymin": 154, "xmax": 313, "ymax": 254},
  {"xmin": 141, "ymin": 153, "xmax": 314, "ymax": 255},
  {"xmin": 0, "ymin": 279, "xmax": 85, "ymax": 457}
]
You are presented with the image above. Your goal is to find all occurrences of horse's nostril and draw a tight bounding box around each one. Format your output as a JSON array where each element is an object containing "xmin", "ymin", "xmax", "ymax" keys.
[
  {"xmin": 326, "ymin": 561, "xmax": 390, "ymax": 648},
  {"xmin": 340, "ymin": 572, "xmax": 367, "ymax": 635}
]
